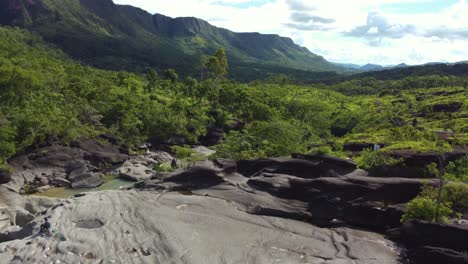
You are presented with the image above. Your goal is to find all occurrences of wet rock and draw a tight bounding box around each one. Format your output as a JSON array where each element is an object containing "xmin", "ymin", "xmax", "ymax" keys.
[
  {"xmin": 68, "ymin": 167, "xmax": 103, "ymax": 189},
  {"xmin": 50, "ymin": 178, "xmax": 71, "ymax": 188}
]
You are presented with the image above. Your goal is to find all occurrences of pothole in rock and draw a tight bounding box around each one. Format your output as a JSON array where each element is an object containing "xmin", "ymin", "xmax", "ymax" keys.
[{"xmin": 75, "ymin": 219, "xmax": 105, "ymax": 229}]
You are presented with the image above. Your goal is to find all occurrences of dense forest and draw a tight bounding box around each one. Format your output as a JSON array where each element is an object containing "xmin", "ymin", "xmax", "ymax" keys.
[{"xmin": 1, "ymin": 26, "xmax": 466, "ymax": 180}]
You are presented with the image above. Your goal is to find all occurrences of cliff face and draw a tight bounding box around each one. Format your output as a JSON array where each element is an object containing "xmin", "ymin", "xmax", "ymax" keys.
[
  {"xmin": 0, "ymin": 0, "xmax": 49, "ymax": 26},
  {"xmin": 0, "ymin": 0, "xmax": 340, "ymax": 78}
]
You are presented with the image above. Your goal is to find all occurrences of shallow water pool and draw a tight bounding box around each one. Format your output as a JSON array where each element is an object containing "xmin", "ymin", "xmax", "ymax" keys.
[{"xmin": 33, "ymin": 177, "xmax": 134, "ymax": 199}]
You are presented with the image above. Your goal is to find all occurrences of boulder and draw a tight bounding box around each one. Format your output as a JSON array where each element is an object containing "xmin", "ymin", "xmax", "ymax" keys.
[
  {"xmin": 390, "ymin": 148, "xmax": 468, "ymax": 167},
  {"xmin": 6, "ymin": 139, "xmax": 128, "ymax": 191},
  {"xmin": 76, "ymin": 139, "xmax": 128, "ymax": 165},
  {"xmin": 343, "ymin": 142, "xmax": 375, "ymax": 152},
  {"xmin": 292, "ymin": 153, "xmax": 357, "ymax": 175},
  {"xmin": 49, "ymin": 178, "xmax": 71, "ymax": 188},
  {"xmin": 68, "ymin": 167, "xmax": 103, "ymax": 189},
  {"xmin": 0, "ymin": 169, "xmax": 11, "ymax": 185},
  {"xmin": 139, "ymin": 157, "xmax": 431, "ymax": 230},
  {"xmin": 387, "ymin": 220, "xmax": 468, "ymax": 252},
  {"xmin": 432, "ymin": 102, "xmax": 463, "ymax": 113},
  {"xmin": 246, "ymin": 174, "xmax": 427, "ymax": 229},
  {"xmin": 163, "ymin": 167, "xmax": 225, "ymax": 190},
  {"xmin": 117, "ymin": 151, "xmax": 173, "ymax": 182},
  {"xmin": 237, "ymin": 158, "xmax": 328, "ymax": 178},
  {"xmin": 167, "ymin": 136, "xmax": 187, "ymax": 146},
  {"xmin": 410, "ymin": 246, "xmax": 468, "ymax": 264},
  {"xmin": 118, "ymin": 160, "xmax": 154, "ymax": 182},
  {"xmin": 199, "ymin": 124, "xmax": 225, "ymax": 146}
]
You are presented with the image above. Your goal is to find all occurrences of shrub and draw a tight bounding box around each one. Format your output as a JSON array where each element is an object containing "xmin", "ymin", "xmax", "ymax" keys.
[
  {"xmin": 442, "ymin": 182, "xmax": 468, "ymax": 213},
  {"xmin": 424, "ymin": 163, "xmax": 439, "ymax": 178},
  {"xmin": 154, "ymin": 164, "xmax": 174, "ymax": 173},
  {"xmin": 356, "ymin": 148, "xmax": 402, "ymax": 171},
  {"xmin": 445, "ymin": 155, "xmax": 468, "ymax": 182},
  {"xmin": 171, "ymin": 145, "xmax": 194, "ymax": 159},
  {"xmin": 401, "ymin": 197, "xmax": 453, "ymax": 223}
]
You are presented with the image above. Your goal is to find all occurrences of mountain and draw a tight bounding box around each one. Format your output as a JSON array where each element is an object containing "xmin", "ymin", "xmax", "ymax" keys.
[
  {"xmin": 360, "ymin": 63, "xmax": 384, "ymax": 71},
  {"xmin": 332, "ymin": 62, "xmax": 362, "ymax": 70},
  {"xmin": 0, "ymin": 0, "xmax": 341, "ymax": 80}
]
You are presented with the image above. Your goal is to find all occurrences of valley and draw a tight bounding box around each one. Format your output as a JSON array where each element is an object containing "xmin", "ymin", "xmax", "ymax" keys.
[{"xmin": 0, "ymin": 1, "xmax": 467, "ymax": 263}]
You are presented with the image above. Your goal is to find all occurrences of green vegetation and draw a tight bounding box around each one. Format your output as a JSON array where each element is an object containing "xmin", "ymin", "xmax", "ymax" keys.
[
  {"xmin": 0, "ymin": 0, "xmax": 340, "ymax": 81},
  {"xmin": 355, "ymin": 149, "xmax": 402, "ymax": 172},
  {"xmin": 0, "ymin": 27, "xmax": 466, "ymax": 171},
  {"xmin": 402, "ymin": 183, "xmax": 468, "ymax": 223},
  {"xmin": 401, "ymin": 196, "xmax": 453, "ymax": 223}
]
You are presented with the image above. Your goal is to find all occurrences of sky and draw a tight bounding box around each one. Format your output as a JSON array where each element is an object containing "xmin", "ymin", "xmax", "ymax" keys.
[{"xmin": 113, "ymin": 0, "xmax": 468, "ymax": 65}]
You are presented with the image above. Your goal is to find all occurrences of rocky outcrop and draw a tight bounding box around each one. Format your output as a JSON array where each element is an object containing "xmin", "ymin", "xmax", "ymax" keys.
[
  {"xmin": 0, "ymin": 186, "xmax": 62, "ymax": 231},
  {"xmin": 199, "ymin": 125, "xmax": 225, "ymax": 146},
  {"xmin": 409, "ymin": 246, "xmax": 468, "ymax": 264},
  {"xmin": 388, "ymin": 220, "xmax": 468, "ymax": 252},
  {"xmin": 1, "ymin": 155, "xmax": 461, "ymax": 263},
  {"xmin": 139, "ymin": 158, "xmax": 434, "ymax": 230},
  {"xmin": 117, "ymin": 151, "xmax": 173, "ymax": 181},
  {"xmin": 432, "ymin": 102, "xmax": 464, "ymax": 113},
  {"xmin": 0, "ymin": 169, "xmax": 11, "ymax": 185},
  {"xmin": 366, "ymin": 147, "xmax": 468, "ymax": 178},
  {"xmin": 388, "ymin": 220, "xmax": 468, "ymax": 264},
  {"xmin": 390, "ymin": 147, "xmax": 468, "ymax": 167},
  {"xmin": 237, "ymin": 156, "xmax": 356, "ymax": 179},
  {"xmin": 6, "ymin": 139, "xmax": 128, "ymax": 192},
  {"xmin": 0, "ymin": 190, "xmax": 403, "ymax": 264}
]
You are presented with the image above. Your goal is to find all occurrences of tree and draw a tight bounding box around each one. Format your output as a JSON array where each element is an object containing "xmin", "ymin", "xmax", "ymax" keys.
[
  {"xmin": 145, "ymin": 69, "xmax": 158, "ymax": 92},
  {"xmin": 201, "ymin": 48, "xmax": 228, "ymax": 81},
  {"xmin": 163, "ymin": 69, "xmax": 178, "ymax": 83}
]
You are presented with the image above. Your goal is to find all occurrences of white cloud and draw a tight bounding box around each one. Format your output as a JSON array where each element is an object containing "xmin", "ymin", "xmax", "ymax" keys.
[{"xmin": 113, "ymin": 0, "xmax": 468, "ymax": 65}]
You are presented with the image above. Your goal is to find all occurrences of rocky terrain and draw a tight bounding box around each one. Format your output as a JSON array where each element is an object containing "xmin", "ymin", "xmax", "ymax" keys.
[{"xmin": 0, "ymin": 139, "xmax": 467, "ymax": 264}]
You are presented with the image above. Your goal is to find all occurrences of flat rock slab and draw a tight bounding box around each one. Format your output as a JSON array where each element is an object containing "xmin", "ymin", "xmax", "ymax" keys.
[{"xmin": 0, "ymin": 190, "xmax": 402, "ymax": 264}]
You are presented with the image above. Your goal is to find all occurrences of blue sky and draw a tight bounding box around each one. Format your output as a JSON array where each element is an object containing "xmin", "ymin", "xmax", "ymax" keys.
[{"xmin": 114, "ymin": 0, "xmax": 468, "ymax": 65}]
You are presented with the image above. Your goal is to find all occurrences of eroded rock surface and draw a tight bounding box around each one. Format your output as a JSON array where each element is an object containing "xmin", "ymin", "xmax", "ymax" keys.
[
  {"xmin": 0, "ymin": 191, "xmax": 403, "ymax": 264},
  {"xmin": 5, "ymin": 139, "xmax": 128, "ymax": 192}
]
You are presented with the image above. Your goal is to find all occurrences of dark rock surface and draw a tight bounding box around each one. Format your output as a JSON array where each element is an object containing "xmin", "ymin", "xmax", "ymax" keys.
[
  {"xmin": 409, "ymin": 246, "xmax": 468, "ymax": 264},
  {"xmin": 5, "ymin": 138, "xmax": 128, "ymax": 191},
  {"xmin": 0, "ymin": 169, "xmax": 11, "ymax": 185},
  {"xmin": 390, "ymin": 147, "xmax": 468, "ymax": 167},
  {"xmin": 140, "ymin": 158, "xmax": 434, "ymax": 230},
  {"xmin": 388, "ymin": 220, "xmax": 468, "ymax": 264},
  {"xmin": 366, "ymin": 147, "xmax": 468, "ymax": 178},
  {"xmin": 1, "ymin": 155, "xmax": 462, "ymax": 264},
  {"xmin": 343, "ymin": 142, "xmax": 379, "ymax": 152},
  {"xmin": 432, "ymin": 102, "xmax": 464, "ymax": 113},
  {"xmin": 199, "ymin": 125, "xmax": 225, "ymax": 146},
  {"xmin": 388, "ymin": 220, "xmax": 468, "ymax": 252}
]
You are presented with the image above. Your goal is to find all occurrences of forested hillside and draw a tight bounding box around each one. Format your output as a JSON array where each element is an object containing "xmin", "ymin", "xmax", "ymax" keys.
[
  {"xmin": 0, "ymin": 27, "xmax": 466, "ymax": 182},
  {"xmin": 0, "ymin": 0, "xmax": 341, "ymax": 80}
]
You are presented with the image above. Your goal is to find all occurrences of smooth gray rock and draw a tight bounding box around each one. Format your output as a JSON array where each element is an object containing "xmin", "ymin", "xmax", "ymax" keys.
[
  {"xmin": 117, "ymin": 151, "xmax": 173, "ymax": 182},
  {"xmin": 0, "ymin": 191, "xmax": 402, "ymax": 264}
]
